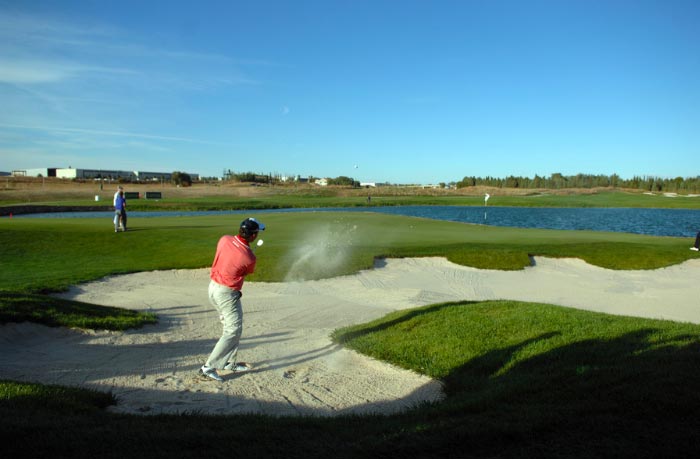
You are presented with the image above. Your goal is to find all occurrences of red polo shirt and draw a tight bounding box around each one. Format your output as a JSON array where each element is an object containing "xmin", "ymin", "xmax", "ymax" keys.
[{"xmin": 210, "ymin": 235, "xmax": 256, "ymax": 290}]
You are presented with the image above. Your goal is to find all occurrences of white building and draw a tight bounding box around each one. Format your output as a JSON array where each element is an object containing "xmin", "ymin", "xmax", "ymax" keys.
[
  {"xmin": 134, "ymin": 171, "xmax": 172, "ymax": 181},
  {"xmin": 14, "ymin": 168, "xmax": 57, "ymax": 177},
  {"xmin": 12, "ymin": 166, "xmax": 193, "ymax": 182},
  {"xmin": 56, "ymin": 168, "xmax": 136, "ymax": 180}
]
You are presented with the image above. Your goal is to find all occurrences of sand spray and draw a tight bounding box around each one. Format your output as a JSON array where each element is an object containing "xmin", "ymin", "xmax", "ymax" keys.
[{"xmin": 284, "ymin": 222, "xmax": 359, "ymax": 282}]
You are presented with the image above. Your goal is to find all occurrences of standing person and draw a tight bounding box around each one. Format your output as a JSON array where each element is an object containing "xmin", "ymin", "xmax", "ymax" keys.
[
  {"xmin": 691, "ymin": 231, "xmax": 700, "ymax": 251},
  {"xmin": 200, "ymin": 217, "xmax": 266, "ymax": 382},
  {"xmin": 113, "ymin": 186, "xmax": 127, "ymax": 232}
]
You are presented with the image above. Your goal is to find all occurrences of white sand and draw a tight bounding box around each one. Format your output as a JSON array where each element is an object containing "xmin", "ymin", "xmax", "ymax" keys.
[{"xmin": 1, "ymin": 256, "xmax": 699, "ymax": 417}]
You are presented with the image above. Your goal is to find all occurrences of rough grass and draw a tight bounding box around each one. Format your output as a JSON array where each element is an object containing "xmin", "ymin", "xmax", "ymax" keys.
[{"xmin": 2, "ymin": 177, "xmax": 700, "ymax": 209}]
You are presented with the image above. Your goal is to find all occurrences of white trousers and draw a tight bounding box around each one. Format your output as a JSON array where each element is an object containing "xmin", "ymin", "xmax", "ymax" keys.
[{"xmin": 205, "ymin": 280, "xmax": 243, "ymax": 369}]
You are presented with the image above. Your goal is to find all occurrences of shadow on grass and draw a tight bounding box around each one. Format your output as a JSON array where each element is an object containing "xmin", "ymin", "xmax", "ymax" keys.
[
  {"xmin": 398, "ymin": 328, "xmax": 700, "ymax": 458},
  {"xmin": 4, "ymin": 323, "xmax": 697, "ymax": 458}
]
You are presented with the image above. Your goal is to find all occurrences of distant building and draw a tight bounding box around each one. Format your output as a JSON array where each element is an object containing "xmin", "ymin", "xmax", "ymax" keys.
[
  {"xmin": 11, "ymin": 167, "xmax": 198, "ymax": 182},
  {"xmin": 134, "ymin": 171, "xmax": 172, "ymax": 181},
  {"xmin": 14, "ymin": 168, "xmax": 58, "ymax": 177},
  {"xmin": 56, "ymin": 168, "xmax": 135, "ymax": 180},
  {"xmin": 0, "ymin": 171, "xmax": 10, "ymax": 176},
  {"xmin": 360, "ymin": 182, "xmax": 376, "ymax": 187},
  {"xmin": 314, "ymin": 178, "xmax": 328, "ymax": 186}
]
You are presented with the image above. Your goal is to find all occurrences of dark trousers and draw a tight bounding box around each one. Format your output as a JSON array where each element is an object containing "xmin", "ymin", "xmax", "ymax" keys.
[{"xmin": 695, "ymin": 232, "xmax": 700, "ymax": 249}]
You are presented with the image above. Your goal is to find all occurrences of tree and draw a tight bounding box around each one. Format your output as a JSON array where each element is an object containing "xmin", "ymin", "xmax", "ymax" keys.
[
  {"xmin": 328, "ymin": 176, "xmax": 356, "ymax": 186},
  {"xmin": 172, "ymin": 171, "xmax": 192, "ymax": 187}
]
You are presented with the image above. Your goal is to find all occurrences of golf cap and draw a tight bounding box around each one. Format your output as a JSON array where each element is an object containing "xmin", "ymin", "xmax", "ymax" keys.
[{"xmin": 240, "ymin": 217, "xmax": 265, "ymax": 233}]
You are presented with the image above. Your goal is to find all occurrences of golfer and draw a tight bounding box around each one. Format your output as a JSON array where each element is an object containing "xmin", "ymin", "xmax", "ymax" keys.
[
  {"xmin": 199, "ymin": 217, "xmax": 265, "ymax": 382},
  {"xmin": 691, "ymin": 231, "xmax": 699, "ymax": 252},
  {"xmin": 113, "ymin": 186, "xmax": 127, "ymax": 232}
]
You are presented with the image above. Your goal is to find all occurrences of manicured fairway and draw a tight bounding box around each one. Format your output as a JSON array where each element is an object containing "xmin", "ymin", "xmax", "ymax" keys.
[{"xmin": 0, "ymin": 212, "xmax": 694, "ymax": 293}]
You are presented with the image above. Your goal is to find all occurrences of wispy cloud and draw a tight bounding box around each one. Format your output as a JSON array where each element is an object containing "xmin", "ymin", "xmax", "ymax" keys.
[
  {"xmin": 0, "ymin": 8, "xmax": 265, "ymax": 174},
  {"xmin": 0, "ymin": 59, "xmax": 76, "ymax": 84},
  {"xmin": 0, "ymin": 10, "xmax": 118, "ymax": 47},
  {"xmin": 0, "ymin": 10, "xmax": 260, "ymax": 87},
  {"xmin": 0, "ymin": 58, "xmax": 137, "ymax": 84},
  {"xmin": 0, "ymin": 123, "xmax": 230, "ymax": 146}
]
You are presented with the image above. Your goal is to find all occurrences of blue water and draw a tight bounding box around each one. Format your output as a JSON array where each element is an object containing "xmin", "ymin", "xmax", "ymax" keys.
[{"xmin": 13, "ymin": 206, "xmax": 700, "ymax": 238}]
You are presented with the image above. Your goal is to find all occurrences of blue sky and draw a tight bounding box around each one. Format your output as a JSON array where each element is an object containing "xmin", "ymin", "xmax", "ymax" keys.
[{"xmin": 1, "ymin": 0, "xmax": 698, "ymax": 184}]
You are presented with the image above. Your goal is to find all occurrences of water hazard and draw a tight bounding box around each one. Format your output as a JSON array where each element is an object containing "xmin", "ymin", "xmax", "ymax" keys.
[{"xmin": 13, "ymin": 205, "xmax": 700, "ymax": 238}]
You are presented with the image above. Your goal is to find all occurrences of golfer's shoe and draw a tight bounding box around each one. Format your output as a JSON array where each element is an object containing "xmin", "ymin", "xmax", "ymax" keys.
[
  {"xmin": 691, "ymin": 247, "xmax": 699, "ymax": 251},
  {"xmin": 224, "ymin": 362, "xmax": 253, "ymax": 372},
  {"xmin": 199, "ymin": 366, "xmax": 224, "ymax": 382}
]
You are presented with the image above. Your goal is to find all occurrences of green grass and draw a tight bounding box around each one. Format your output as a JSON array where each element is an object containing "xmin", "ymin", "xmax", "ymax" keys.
[
  {"xmin": 332, "ymin": 300, "xmax": 700, "ymax": 382},
  {"xmin": 0, "ymin": 293, "xmax": 157, "ymax": 330},
  {"xmin": 331, "ymin": 301, "xmax": 700, "ymax": 457},
  {"xmin": 1, "ymin": 212, "xmax": 694, "ymax": 293},
  {"xmin": 1, "ymin": 212, "xmax": 699, "ymax": 458},
  {"xmin": 0, "ymin": 379, "xmax": 116, "ymax": 414},
  {"xmin": 4, "ymin": 188, "xmax": 700, "ymax": 209}
]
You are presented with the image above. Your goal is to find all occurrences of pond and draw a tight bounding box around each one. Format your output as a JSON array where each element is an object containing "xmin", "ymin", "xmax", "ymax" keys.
[{"xmin": 14, "ymin": 205, "xmax": 700, "ymax": 238}]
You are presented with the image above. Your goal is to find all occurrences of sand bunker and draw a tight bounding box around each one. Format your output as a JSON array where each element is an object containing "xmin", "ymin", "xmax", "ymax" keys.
[{"xmin": 1, "ymin": 256, "xmax": 699, "ymax": 416}]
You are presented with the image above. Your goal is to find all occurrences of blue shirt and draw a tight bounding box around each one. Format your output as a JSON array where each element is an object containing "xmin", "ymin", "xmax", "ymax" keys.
[{"xmin": 114, "ymin": 194, "xmax": 126, "ymax": 211}]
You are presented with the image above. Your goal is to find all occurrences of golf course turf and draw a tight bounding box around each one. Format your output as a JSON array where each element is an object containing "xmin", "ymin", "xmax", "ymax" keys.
[{"xmin": 1, "ymin": 199, "xmax": 699, "ymax": 458}]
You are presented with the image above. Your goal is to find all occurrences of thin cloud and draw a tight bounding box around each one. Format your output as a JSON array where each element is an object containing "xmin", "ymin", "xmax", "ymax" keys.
[
  {"xmin": 0, "ymin": 59, "xmax": 76, "ymax": 84},
  {"xmin": 0, "ymin": 123, "xmax": 230, "ymax": 146},
  {"xmin": 0, "ymin": 10, "xmax": 117, "ymax": 45},
  {"xmin": 0, "ymin": 10, "xmax": 262, "ymax": 88},
  {"xmin": 0, "ymin": 58, "xmax": 137, "ymax": 84}
]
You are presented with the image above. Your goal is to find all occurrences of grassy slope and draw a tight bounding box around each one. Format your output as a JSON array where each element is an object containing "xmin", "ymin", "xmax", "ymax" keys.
[
  {"xmin": 332, "ymin": 300, "xmax": 700, "ymax": 457},
  {"xmin": 0, "ymin": 293, "xmax": 157, "ymax": 329}
]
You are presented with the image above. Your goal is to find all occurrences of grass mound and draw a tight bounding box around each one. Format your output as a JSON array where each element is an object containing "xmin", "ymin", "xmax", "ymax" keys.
[
  {"xmin": 0, "ymin": 293, "xmax": 157, "ymax": 330},
  {"xmin": 332, "ymin": 300, "xmax": 700, "ymax": 457}
]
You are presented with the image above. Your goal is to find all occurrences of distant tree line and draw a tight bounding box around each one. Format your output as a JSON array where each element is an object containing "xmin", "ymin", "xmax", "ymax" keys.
[
  {"xmin": 223, "ymin": 170, "xmax": 274, "ymax": 183},
  {"xmin": 456, "ymin": 173, "xmax": 700, "ymax": 193},
  {"xmin": 220, "ymin": 169, "xmax": 699, "ymax": 193},
  {"xmin": 327, "ymin": 176, "xmax": 360, "ymax": 187},
  {"xmin": 223, "ymin": 170, "xmax": 361, "ymax": 187}
]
